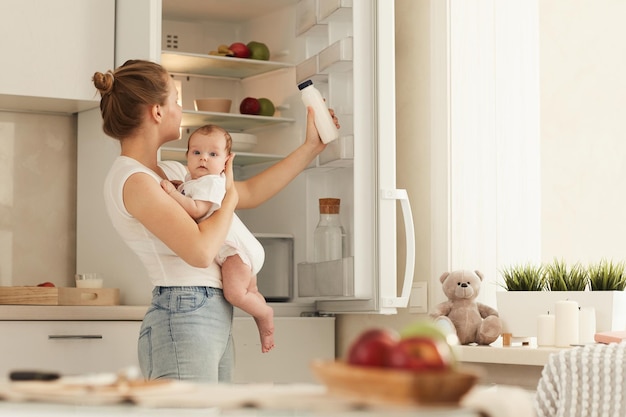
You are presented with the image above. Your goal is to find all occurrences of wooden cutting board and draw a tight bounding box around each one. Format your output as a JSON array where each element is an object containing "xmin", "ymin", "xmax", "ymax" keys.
[{"xmin": 0, "ymin": 287, "xmax": 120, "ymax": 306}]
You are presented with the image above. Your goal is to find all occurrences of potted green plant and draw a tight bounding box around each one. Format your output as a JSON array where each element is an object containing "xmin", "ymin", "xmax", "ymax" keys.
[
  {"xmin": 496, "ymin": 259, "xmax": 626, "ymax": 339},
  {"xmin": 544, "ymin": 259, "xmax": 588, "ymax": 291},
  {"xmin": 500, "ymin": 263, "xmax": 546, "ymax": 291},
  {"xmin": 588, "ymin": 258, "xmax": 626, "ymax": 291}
]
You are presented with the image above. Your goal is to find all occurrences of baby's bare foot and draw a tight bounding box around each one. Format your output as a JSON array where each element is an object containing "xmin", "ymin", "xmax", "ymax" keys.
[{"xmin": 254, "ymin": 309, "xmax": 275, "ymax": 353}]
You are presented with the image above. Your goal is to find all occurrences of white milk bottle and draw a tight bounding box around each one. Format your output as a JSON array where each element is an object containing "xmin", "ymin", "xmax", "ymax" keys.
[{"xmin": 298, "ymin": 80, "xmax": 339, "ymax": 144}]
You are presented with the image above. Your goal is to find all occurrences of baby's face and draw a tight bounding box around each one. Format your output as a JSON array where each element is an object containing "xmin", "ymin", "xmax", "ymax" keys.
[{"xmin": 186, "ymin": 132, "xmax": 228, "ymax": 179}]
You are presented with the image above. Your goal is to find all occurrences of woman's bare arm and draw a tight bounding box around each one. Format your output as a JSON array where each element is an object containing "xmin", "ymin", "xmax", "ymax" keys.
[
  {"xmin": 124, "ymin": 157, "xmax": 238, "ymax": 268},
  {"xmin": 235, "ymin": 107, "xmax": 335, "ymax": 209}
]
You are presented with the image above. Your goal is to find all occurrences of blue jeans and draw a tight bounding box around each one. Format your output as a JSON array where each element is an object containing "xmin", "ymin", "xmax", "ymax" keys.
[{"xmin": 138, "ymin": 286, "xmax": 234, "ymax": 382}]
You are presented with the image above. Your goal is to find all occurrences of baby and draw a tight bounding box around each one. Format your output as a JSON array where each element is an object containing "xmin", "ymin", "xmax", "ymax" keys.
[{"xmin": 161, "ymin": 124, "xmax": 274, "ymax": 353}]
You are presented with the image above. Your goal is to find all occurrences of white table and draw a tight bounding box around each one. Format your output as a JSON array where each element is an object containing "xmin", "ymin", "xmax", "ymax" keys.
[{"xmin": 0, "ymin": 381, "xmax": 480, "ymax": 417}]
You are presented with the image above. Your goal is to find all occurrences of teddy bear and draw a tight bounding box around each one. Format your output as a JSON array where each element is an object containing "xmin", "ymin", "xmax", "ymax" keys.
[{"xmin": 430, "ymin": 270, "xmax": 502, "ymax": 345}]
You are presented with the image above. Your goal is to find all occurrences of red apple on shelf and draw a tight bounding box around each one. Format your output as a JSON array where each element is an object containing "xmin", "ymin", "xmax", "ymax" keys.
[
  {"xmin": 239, "ymin": 97, "xmax": 261, "ymax": 115},
  {"xmin": 36, "ymin": 282, "xmax": 55, "ymax": 287},
  {"xmin": 346, "ymin": 328, "xmax": 399, "ymax": 367},
  {"xmin": 229, "ymin": 42, "xmax": 250, "ymax": 58},
  {"xmin": 386, "ymin": 336, "xmax": 452, "ymax": 372}
]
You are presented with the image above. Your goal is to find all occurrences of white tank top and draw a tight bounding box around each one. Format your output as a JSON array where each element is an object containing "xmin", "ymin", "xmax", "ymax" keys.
[{"xmin": 103, "ymin": 156, "xmax": 222, "ymax": 288}]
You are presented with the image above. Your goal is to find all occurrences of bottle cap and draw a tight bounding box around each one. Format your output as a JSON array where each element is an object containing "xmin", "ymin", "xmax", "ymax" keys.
[
  {"xmin": 297, "ymin": 79, "xmax": 313, "ymax": 90},
  {"xmin": 319, "ymin": 198, "xmax": 340, "ymax": 214}
]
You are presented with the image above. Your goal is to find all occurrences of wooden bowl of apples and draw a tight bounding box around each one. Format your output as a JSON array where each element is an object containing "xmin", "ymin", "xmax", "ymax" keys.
[{"xmin": 311, "ymin": 325, "xmax": 482, "ymax": 406}]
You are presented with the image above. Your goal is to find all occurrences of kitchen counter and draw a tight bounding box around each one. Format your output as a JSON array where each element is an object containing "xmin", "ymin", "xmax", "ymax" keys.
[
  {"xmin": 0, "ymin": 305, "xmax": 148, "ymax": 321},
  {"xmin": 457, "ymin": 340, "xmax": 565, "ymax": 367},
  {"xmin": 0, "ymin": 302, "xmax": 321, "ymax": 321},
  {"xmin": 457, "ymin": 338, "xmax": 571, "ymax": 389}
]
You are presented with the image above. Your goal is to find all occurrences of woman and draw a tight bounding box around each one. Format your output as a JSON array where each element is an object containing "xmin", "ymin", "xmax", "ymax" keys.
[{"xmin": 92, "ymin": 59, "xmax": 337, "ymax": 382}]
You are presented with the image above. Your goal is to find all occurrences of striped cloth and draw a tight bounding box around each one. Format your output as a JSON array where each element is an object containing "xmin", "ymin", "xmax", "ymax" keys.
[{"xmin": 535, "ymin": 342, "xmax": 626, "ymax": 417}]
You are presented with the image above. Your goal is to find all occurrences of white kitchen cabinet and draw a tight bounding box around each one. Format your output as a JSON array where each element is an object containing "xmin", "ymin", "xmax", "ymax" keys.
[
  {"xmin": 0, "ymin": 321, "xmax": 141, "ymax": 381},
  {"xmin": 0, "ymin": 317, "xmax": 334, "ymax": 384},
  {"xmin": 0, "ymin": 0, "xmax": 114, "ymax": 114},
  {"xmin": 232, "ymin": 316, "xmax": 335, "ymax": 383}
]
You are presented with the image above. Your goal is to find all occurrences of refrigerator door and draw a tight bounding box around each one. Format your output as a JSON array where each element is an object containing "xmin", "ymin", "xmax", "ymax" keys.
[{"xmin": 316, "ymin": 0, "xmax": 415, "ymax": 315}]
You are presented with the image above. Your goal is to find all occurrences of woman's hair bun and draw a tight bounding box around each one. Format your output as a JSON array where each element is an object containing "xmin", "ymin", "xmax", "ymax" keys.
[{"xmin": 93, "ymin": 70, "xmax": 115, "ymax": 96}]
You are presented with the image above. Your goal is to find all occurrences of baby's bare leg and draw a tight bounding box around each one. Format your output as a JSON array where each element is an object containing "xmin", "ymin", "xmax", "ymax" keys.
[{"xmin": 222, "ymin": 255, "xmax": 274, "ymax": 353}]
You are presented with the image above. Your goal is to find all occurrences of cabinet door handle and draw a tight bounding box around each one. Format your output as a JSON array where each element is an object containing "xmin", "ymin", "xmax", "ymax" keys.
[{"xmin": 48, "ymin": 335, "xmax": 103, "ymax": 340}]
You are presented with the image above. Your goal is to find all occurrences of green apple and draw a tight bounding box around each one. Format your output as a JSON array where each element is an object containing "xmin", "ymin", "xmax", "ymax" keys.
[
  {"xmin": 401, "ymin": 320, "xmax": 448, "ymax": 340},
  {"xmin": 401, "ymin": 319, "xmax": 460, "ymax": 346},
  {"xmin": 258, "ymin": 98, "xmax": 275, "ymax": 116},
  {"xmin": 247, "ymin": 41, "xmax": 270, "ymax": 60},
  {"xmin": 400, "ymin": 319, "xmax": 459, "ymax": 365}
]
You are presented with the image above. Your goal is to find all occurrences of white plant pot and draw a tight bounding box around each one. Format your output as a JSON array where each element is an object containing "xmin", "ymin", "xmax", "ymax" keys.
[{"xmin": 496, "ymin": 290, "xmax": 626, "ymax": 338}]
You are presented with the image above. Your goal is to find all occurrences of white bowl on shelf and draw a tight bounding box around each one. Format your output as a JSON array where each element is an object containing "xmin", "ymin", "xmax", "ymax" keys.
[
  {"xmin": 230, "ymin": 133, "xmax": 258, "ymax": 152},
  {"xmin": 194, "ymin": 98, "xmax": 232, "ymax": 113}
]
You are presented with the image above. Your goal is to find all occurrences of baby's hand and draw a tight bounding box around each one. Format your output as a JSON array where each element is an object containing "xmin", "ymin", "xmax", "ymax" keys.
[
  {"xmin": 223, "ymin": 153, "xmax": 239, "ymax": 207},
  {"xmin": 224, "ymin": 154, "xmax": 236, "ymax": 190},
  {"xmin": 160, "ymin": 179, "xmax": 176, "ymax": 194}
]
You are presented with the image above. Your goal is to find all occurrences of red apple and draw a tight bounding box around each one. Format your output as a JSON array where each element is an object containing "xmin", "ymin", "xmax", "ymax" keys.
[
  {"xmin": 37, "ymin": 282, "xmax": 55, "ymax": 287},
  {"xmin": 346, "ymin": 328, "xmax": 399, "ymax": 367},
  {"xmin": 229, "ymin": 42, "xmax": 250, "ymax": 58},
  {"xmin": 386, "ymin": 336, "xmax": 452, "ymax": 372},
  {"xmin": 239, "ymin": 97, "xmax": 261, "ymax": 115}
]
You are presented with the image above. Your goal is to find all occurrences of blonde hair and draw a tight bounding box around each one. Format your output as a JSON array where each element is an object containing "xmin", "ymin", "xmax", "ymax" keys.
[
  {"xmin": 92, "ymin": 59, "xmax": 170, "ymax": 140},
  {"xmin": 187, "ymin": 125, "xmax": 233, "ymax": 154}
]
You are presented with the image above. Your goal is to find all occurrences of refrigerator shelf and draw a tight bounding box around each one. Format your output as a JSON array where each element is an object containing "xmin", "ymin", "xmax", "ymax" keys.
[
  {"xmin": 297, "ymin": 257, "xmax": 354, "ymax": 298},
  {"xmin": 319, "ymin": 135, "xmax": 354, "ymax": 167},
  {"xmin": 161, "ymin": 51, "xmax": 294, "ymax": 79},
  {"xmin": 295, "ymin": 56, "xmax": 329, "ymax": 85},
  {"xmin": 317, "ymin": 0, "xmax": 353, "ymax": 23},
  {"xmin": 160, "ymin": 147, "xmax": 284, "ymax": 167},
  {"xmin": 318, "ymin": 37, "xmax": 353, "ymax": 73},
  {"xmin": 296, "ymin": 0, "xmax": 329, "ymax": 38},
  {"xmin": 181, "ymin": 110, "xmax": 294, "ymax": 131}
]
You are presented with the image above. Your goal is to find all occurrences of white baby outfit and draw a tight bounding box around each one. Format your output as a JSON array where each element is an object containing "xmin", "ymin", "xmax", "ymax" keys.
[{"xmin": 179, "ymin": 173, "xmax": 265, "ymax": 274}]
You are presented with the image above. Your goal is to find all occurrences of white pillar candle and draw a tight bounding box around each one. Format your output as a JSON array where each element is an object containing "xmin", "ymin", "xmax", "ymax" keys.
[
  {"xmin": 579, "ymin": 306, "xmax": 596, "ymax": 344},
  {"xmin": 537, "ymin": 313, "xmax": 556, "ymax": 346},
  {"xmin": 555, "ymin": 300, "xmax": 579, "ymax": 347}
]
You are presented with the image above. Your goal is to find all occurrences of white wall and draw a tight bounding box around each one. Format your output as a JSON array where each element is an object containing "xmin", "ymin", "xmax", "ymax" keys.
[{"xmin": 540, "ymin": 1, "xmax": 626, "ymax": 264}]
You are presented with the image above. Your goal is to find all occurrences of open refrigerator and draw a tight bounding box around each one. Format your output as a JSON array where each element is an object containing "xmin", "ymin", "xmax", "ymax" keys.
[
  {"xmin": 76, "ymin": 0, "xmax": 413, "ymax": 381},
  {"xmin": 163, "ymin": 0, "xmax": 413, "ymax": 315},
  {"xmin": 78, "ymin": 0, "xmax": 413, "ymax": 315}
]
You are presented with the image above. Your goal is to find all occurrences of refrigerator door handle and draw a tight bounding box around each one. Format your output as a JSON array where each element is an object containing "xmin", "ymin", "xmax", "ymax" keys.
[{"xmin": 380, "ymin": 189, "xmax": 415, "ymax": 308}]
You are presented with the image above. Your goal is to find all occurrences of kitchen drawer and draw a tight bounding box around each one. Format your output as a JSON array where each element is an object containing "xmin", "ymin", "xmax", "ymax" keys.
[{"xmin": 0, "ymin": 321, "xmax": 141, "ymax": 381}]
